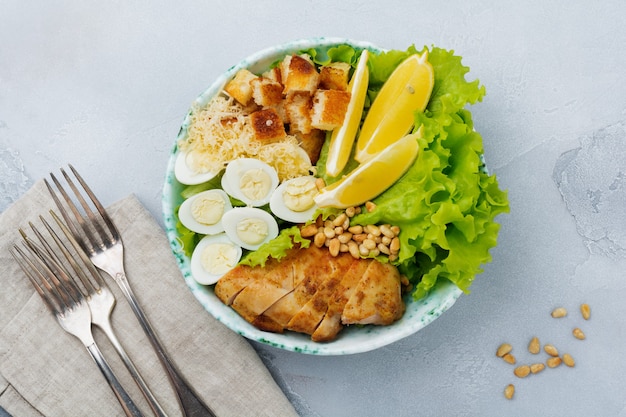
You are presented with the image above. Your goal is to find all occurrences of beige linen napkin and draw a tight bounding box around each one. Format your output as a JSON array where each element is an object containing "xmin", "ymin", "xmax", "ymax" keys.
[{"xmin": 0, "ymin": 180, "xmax": 298, "ymax": 417}]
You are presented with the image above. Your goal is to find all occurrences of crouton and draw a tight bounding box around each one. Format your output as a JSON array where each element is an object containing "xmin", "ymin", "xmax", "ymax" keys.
[
  {"xmin": 282, "ymin": 55, "xmax": 320, "ymax": 95},
  {"xmin": 310, "ymin": 90, "xmax": 351, "ymax": 131},
  {"xmin": 224, "ymin": 69, "xmax": 257, "ymax": 105},
  {"xmin": 262, "ymin": 66, "xmax": 282, "ymax": 84},
  {"xmin": 249, "ymin": 108, "xmax": 286, "ymax": 142},
  {"xmin": 285, "ymin": 92, "xmax": 313, "ymax": 134},
  {"xmin": 319, "ymin": 62, "xmax": 351, "ymax": 91},
  {"xmin": 250, "ymin": 77, "xmax": 283, "ymax": 107},
  {"xmin": 292, "ymin": 129, "xmax": 326, "ymax": 165}
]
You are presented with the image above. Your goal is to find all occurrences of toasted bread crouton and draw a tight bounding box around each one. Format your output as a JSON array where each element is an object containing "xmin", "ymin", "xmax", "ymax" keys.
[
  {"xmin": 285, "ymin": 92, "xmax": 313, "ymax": 134},
  {"xmin": 224, "ymin": 69, "xmax": 257, "ymax": 105},
  {"xmin": 250, "ymin": 77, "xmax": 283, "ymax": 107},
  {"xmin": 293, "ymin": 129, "xmax": 326, "ymax": 164},
  {"xmin": 319, "ymin": 62, "xmax": 351, "ymax": 91},
  {"xmin": 262, "ymin": 66, "xmax": 282, "ymax": 84},
  {"xmin": 310, "ymin": 90, "xmax": 351, "ymax": 131},
  {"xmin": 282, "ymin": 55, "xmax": 320, "ymax": 95},
  {"xmin": 249, "ymin": 108, "xmax": 286, "ymax": 142}
]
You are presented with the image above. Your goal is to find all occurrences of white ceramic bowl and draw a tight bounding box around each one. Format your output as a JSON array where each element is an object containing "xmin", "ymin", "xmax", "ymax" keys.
[{"xmin": 162, "ymin": 38, "xmax": 463, "ymax": 355}]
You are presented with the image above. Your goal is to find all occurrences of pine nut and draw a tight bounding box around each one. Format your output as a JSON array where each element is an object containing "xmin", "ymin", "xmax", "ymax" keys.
[
  {"xmin": 380, "ymin": 224, "xmax": 395, "ymax": 238},
  {"xmin": 333, "ymin": 213, "xmax": 347, "ymax": 227},
  {"xmin": 329, "ymin": 238, "xmax": 340, "ymax": 257},
  {"xmin": 300, "ymin": 223, "xmax": 318, "ymax": 237},
  {"xmin": 496, "ymin": 343, "xmax": 513, "ymax": 357},
  {"xmin": 365, "ymin": 201, "xmax": 376, "ymax": 212},
  {"xmin": 502, "ymin": 353, "xmax": 516, "ymax": 365},
  {"xmin": 390, "ymin": 237, "xmax": 400, "ymax": 252},
  {"xmin": 348, "ymin": 225, "xmax": 363, "ymax": 234},
  {"xmin": 546, "ymin": 357, "xmax": 562, "ymax": 368},
  {"xmin": 348, "ymin": 241, "xmax": 360, "ymax": 259},
  {"xmin": 363, "ymin": 239, "xmax": 377, "ymax": 251},
  {"xmin": 514, "ymin": 365, "xmax": 530, "ymax": 378},
  {"xmin": 551, "ymin": 307, "xmax": 567, "ymax": 318},
  {"xmin": 313, "ymin": 232, "xmax": 326, "ymax": 247},
  {"xmin": 323, "ymin": 227, "xmax": 335, "ymax": 239},
  {"xmin": 315, "ymin": 177, "xmax": 325, "ymax": 190},
  {"xmin": 504, "ymin": 384, "xmax": 515, "ymax": 400},
  {"xmin": 345, "ymin": 207, "xmax": 356, "ymax": 217},
  {"xmin": 368, "ymin": 248, "xmax": 380, "ymax": 257},
  {"xmin": 530, "ymin": 363, "xmax": 545, "ymax": 374},
  {"xmin": 353, "ymin": 233, "xmax": 367, "ymax": 243},
  {"xmin": 359, "ymin": 244, "xmax": 370, "ymax": 256},
  {"xmin": 339, "ymin": 243, "xmax": 349, "ymax": 253},
  {"xmin": 544, "ymin": 344, "xmax": 559, "ymax": 357},
  {"xmin": 366, "ymin": 224, "xmax": 381, "ymax": 236},
  {"xmin": 573, "ymin": 328, "xmax": 586, "ymax": 340},
  {"xmin": 390, "ymin": 225, "xmax": 400, "ymax": 235},
  {"xmin": 337, "ymin": 232, "xmax": 353, "ymax": 244},
  {"xmin": 562, "ymin": 353, "xmax": 575, "ymax": 367},
  {"xmin": 334, "ymin": 226, "xmax": 344, "ymax": 235},
  {"xmin": 378, "ymin": 243, "xmax": 391, "ymax": 255},
  {"xmin": 580, "ymin": 303, "xmax": 590, "ymax": 320},
  {"xmin": 528, "ymin": 336, "xmax": 540, "ymax": 354},
  {"xmin": 382, "ymin": 236, "xmax": 392, "ymax": 246}
]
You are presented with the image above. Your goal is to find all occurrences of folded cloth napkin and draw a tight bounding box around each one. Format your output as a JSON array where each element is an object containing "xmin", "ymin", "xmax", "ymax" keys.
[{"xmin": 0, "ymin": 180, "xmax": 298, "ymax": 417}]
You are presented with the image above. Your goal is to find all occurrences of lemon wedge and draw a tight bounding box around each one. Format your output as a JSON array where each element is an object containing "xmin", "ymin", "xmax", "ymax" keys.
[
  {"xmin": 355, "ymin": 51, "xmax": 433, "ymax": 163},
  {"xmin": 314, "ymin": 132, "xmax": 419, "ymax": 208},
  {"xmin": 325, "ymin": 49, "xmax": 370, "ymax": 177}
]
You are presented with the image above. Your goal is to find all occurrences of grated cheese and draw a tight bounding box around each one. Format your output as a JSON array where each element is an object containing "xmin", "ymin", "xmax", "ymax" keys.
[{"xmin": 178, "ymin": 94, "xmax": 313, "ymax": 181}]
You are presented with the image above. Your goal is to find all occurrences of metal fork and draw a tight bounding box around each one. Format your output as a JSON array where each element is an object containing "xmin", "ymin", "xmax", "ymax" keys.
[
  {"xmin": 27, "ymin": 213, "xmax": 168, "ymax": 417},
  {"xmin": 10, "ymin": 237, "xmax": 144, "ymax": 417},
  {"xmin": 46, "ymin": 165, "xmax": 216, "ymax": 417}
]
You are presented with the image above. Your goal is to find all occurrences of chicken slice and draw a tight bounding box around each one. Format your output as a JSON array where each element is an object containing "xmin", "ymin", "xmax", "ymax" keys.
[
  {"xmin": 286, "ymin": 254, "xmax": 354, "ymax": 335},
  {"xmin": 214, "ymin": 264, "xmax": 264, "ymax": 305},
  {"xmin": 261, "ymin": 245, "xmax": 334, "ymax": 328},
  {"xmin": 311, "ymin": 259, "xmax": 372, "ymax": 342},
  {"xmin": 342, "ymin": 261, "xmax": 404, "ymax": 325}
]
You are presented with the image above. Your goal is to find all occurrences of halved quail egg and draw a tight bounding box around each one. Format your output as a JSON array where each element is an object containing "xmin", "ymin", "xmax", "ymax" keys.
[
  {"xmin": 175, "ymin": 150, "xmax": 221, "ymax": 185},
  {"xmin": 178, "ymin": 189, "xmax": 232, "ymax": 235},
  {"xmin": 269, "ymin": 176, "xmax": 319, "ymax": 223},
  {"xmin": 221, "ymin": 158, "xmax": 279, "ymax": 206},
  {"xmin": 190, "ymin": 233, "xmax": 242, "ymax": 285},
  {"xmin": 222, "ymin": 207, "xmax": 279, "ymax": 250}
]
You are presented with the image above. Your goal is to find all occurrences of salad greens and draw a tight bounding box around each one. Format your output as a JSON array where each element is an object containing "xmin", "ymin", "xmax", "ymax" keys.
[{"xmin": 179, "ymin": 43, "xmax": 509, "ymax": 300}]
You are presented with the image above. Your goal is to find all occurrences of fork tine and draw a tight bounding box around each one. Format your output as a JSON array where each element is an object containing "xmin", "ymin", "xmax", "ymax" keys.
[
  {"xmin": 44, "ymin": 176, "xmax": 93, "ymax": 255},
  {"xmin": 10, "ymin": 245, "xmax": 60, "ymax": 314},
  {"xmin": 67, "ymin": 164, "xmax": 120, "ymax": 242},
  {"xmin": 48, "ymin": 210, "xmax": 107, "ymax": 292},
  {"xmin": 59, "ymin": 167, "xmax": 112, "ymax": 248},
  {"xmin": 23, "ymin": 224, "xmax": 84, "ymax": 302}
]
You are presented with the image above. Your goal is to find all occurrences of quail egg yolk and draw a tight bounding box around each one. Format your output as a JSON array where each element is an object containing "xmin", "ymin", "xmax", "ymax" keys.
[
  {"xmin": 191, "ymin": 193, "xmax": 225, "ymax": 225},
  {"xmin": 200, "ymin": 242, "xmax": 239, "ymax": 275},
  {"xmin": 236, "ymin": 218, "xmax": 268, "ymax": 245},
  {"xmin": 283, "ymin": 177, "xmax": 318, "ymax": 212},
  {"xmin": 239, "ymin": 169, "xmax": 272, "ymax": 201}
]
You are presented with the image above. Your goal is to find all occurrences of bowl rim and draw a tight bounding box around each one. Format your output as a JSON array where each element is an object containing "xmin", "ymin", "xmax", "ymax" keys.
[{"xmin": 161, "ymin": 37, "xmax": 463, "ymax": 355}]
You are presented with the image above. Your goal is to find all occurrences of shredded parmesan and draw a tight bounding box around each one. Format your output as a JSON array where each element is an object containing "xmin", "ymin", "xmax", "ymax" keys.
[{"xmin": 178, "ymin": 94, "xmax": 313, "ymax": 181}]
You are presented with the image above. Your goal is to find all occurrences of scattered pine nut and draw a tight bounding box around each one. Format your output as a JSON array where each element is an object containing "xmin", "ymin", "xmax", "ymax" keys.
[
  {"xmin": 551, "ymin": 307, "xmax": 567, "ymax": 318},
  {"xmin": 514, "ymin": 365, "xmax": 531, "ymax": 378},
  {"xmin": 562, "ymin": 353, "xmax": 575, "ymax": 367},
  {"xmin": 573, "ymin": 328, "xmax": 586, "ymax": 340},
  {"xmin": 496, "ymin": 343, "xmax": 513, "ymax": 358},
  {"xmin": 504, "ymin": 384, "xmax": 515, "ymax": 400},
  {"xmin": 502, "ymin": 353, "xmax": 516, "ymax": 365},
  {"xmin": 528, "ymin": 336, "xmax": 540, "ymax": 354},
  {"xmin": 530, "ymin": 363, "xmax": 545, "ymax": 374},
  {"xmin": 544, "ymin": 344, "xmax": 559, "ymax": 357},
  {"xmin": 580, "ymin": 303, "xmax": 590, "ymax": 320},
  {"xmin": 546, "ymin": 357, "xmax": 562, "ymax": 368}
]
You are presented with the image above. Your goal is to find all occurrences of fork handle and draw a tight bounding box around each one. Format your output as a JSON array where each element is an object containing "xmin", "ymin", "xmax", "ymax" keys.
[
  {"xmin": 114, "ymin": 272, "xmax": 217, "ymax": 417},
  {"xmin": 87, "ymin": 342, "xmax": 145, "ymax": 417}
]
